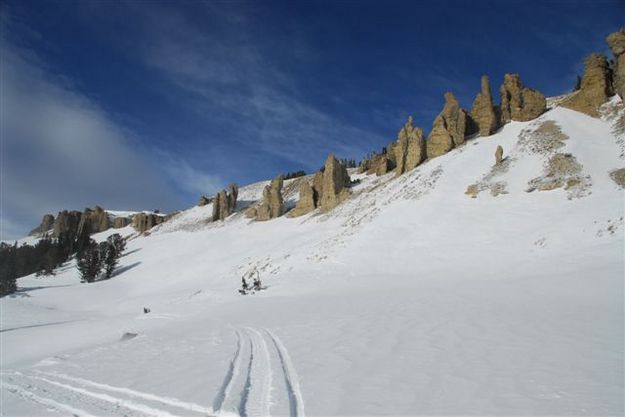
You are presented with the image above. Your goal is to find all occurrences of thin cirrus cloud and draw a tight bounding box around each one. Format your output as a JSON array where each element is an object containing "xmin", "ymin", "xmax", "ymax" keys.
[
  {"xmin": 122, "ymin": 3, "xmax": 385, "ymax": 170},
  {"xmin": 0, "ymin": 36, "xmax": 217, "ymax": 240}
]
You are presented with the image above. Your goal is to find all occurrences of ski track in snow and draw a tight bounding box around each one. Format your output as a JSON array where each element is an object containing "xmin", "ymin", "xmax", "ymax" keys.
[
  {"xmin": 1, "ymin": 371, "xmax": 214, "ymax": 417},
  {"xmin": 41, "ymin": 372, "xmax": 213, "ymax": 415},
  {"xmin": 1, "ymin": 381, "xmax": 97, "ymax": 417},
  {"xmin": 243, "ymin": 327, "xmax": 272, "ymax": 417},
  {"xmin": 264, "ymin": 329, "xmax": 305, "ymax": 417},
  {"xmin": 214, "ymin": 327, "xmax": 305, "ymax": 417},
  {"xmin": 213, "ymin": 329, "xmax": 243, "ymax": 412}
]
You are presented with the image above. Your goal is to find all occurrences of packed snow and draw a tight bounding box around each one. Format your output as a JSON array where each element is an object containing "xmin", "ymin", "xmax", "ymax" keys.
[{"xmin": 1, "ymin": 104, "xmax": 623, "ymax": 416}]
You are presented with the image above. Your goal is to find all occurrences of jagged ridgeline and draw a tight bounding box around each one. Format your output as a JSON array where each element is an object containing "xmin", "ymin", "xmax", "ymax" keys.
[{"xmin": 21, "ymin": 28, "xmax": 625, "ymax": 231}]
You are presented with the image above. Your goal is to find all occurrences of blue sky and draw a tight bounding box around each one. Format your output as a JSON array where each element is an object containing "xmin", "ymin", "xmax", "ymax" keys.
[{"xmin": 1, "ymin": 0, "xmax": 622, "ymax": 239}]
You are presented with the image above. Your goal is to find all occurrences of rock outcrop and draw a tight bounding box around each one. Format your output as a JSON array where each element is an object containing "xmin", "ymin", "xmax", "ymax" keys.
[
  {"xmin": 77, "ymin": 206, "xmax": 110, "ymax": 237},
  {"xmin": 291, "ymin": 154, "xmax": 351, "ymax": 216},
  {"xmin": 132, "ymin": 213, "xmax": 165, "ymax": 233},
  {"xmin": 52, "ymin": 210, "xmax": 82, "ymax": 238},
  {"xmin": 495, "ymin": 145, "xmax": 504, "ymax": 165},
  {"xmin": 289, "ymin": 180, "xmax": 317, "ymax": 217},
  {"xmin": 561, "ymin": 54, "xmax": 612, "ymax": 117},
  {"xmin": 427, "ymin": 93, "xmax": 468, "ymax": 158},
  {"xmin": 198, "ymin": 196, "xmax": 212, "ymax": 207},
  {"xmin": 29, "ymin": 214, "xmax": 55, "ymax": 236},
  {"xmin": 212, "ymin": 184, "xmax": 239, "ymax": 221},
  {"xmin": 394, "ymin": 116, "xmax": 426, "ymax": 175},
  {"xmin": 607, "ymin": 28, "xmax": 625, "ymax": 100},
  {"xmin": 471, "ymin": 76, "xmax": 499, "ymax": 136},
  {"xmin": 112, "ymin": 217, "xmax": 131, "ymax": 228},
  {"xmin": 256, "ymin": 175, "xmax": 284, "ymax": 221},
  {"xmin": 319, "ymin": 154, "xmax": 351, "ymax": 212},
  {"xmin": 500, "ymin": 74, "xmax": 546, "ymax": 123}
]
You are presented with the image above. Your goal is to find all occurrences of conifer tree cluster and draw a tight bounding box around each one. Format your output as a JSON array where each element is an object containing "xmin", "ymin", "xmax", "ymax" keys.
[
  {"xmin": 76, "ymin": 234, "xmax": 125, "ymax": 283},
  {"xmin": 0, "ymin": 232, "xmax": 127, "ymax": 296}
]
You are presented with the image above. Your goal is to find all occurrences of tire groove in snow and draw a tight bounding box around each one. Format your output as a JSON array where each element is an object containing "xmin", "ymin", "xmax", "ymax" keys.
[
  {"xmin": 238, "ymin": 338, "xmax": 254, "ymax": 417},
  {"xmin": 264, "ymin": 329, "xmax": 305, "ymax": 417},
  {"xmin": 1, "ymin": 380, "xmax": 97, "ymax": 417},
  {"xmin": 39, "ymin": 371, "xmax": 213, "ymax": 415},
  {"xmin": 30, "ymin": 375, "xmax": 179, "ymax": 417},
  {"xmin": 213, "ymin": 328, "xmax": 243, "ymax": 412},
  {"xmin": 244, "ymin": 327, "xmax": 272, "ymax": 417}
]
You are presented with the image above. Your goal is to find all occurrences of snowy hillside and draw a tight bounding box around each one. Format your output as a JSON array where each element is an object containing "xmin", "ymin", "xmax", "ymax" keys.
[{"xmin": 1, "ymin": 102, "xmax": 624, "ymax": 416}]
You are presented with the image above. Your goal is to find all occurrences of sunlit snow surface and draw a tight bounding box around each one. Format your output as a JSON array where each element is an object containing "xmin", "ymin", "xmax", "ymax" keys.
[{"xmin": 1, "ymin": 104, "xmax": 624, "ymax": 416}]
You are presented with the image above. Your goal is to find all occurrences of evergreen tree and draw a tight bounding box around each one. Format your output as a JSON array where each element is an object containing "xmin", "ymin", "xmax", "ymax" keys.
[
  {"xmin": 0, "ymin": 243, "xmax": 18, "ymax": 296},
  {"xmin": 100, "ymin": 242, "xmax": 118, "ymax": 279},
  {"xmin": 76, "ymin": 239, "xmax": 102, "ymax": 283},
  {"xmin": 107, "ymin": 233, "xmax": 126, "ymax": 255}
]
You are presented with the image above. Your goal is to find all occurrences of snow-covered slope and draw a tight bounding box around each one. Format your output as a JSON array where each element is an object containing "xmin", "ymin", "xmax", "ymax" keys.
[{"xmin": 1, "ymin": 103, "xmax": 624, "ymax": 416}]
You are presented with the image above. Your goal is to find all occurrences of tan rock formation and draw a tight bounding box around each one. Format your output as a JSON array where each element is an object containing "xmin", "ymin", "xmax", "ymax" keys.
[
  {"xmin": 198, "ymin": 196, "xmax": 211, "ymax": 206},
  {"xmin": 29, "ymin": 214, "xmax": 55, "ymax": 236},
  {"xmin": 211, "ymin": 184, "xmax": 238, "ymax": 221},
  {"xmin": 561, "ymin": 54, "xmax": 612, "ymax": 117},
  {"xmin": 427, "ymin": 93, "xmax": 468, "ymax": 158},
  {"xmin": 471, "ymin": 75, "xmax": 499, "ymax": 136},
  {"xmin": 394, "ymin": 116, "xmax": 426, "ymax": 175},
  {"xmin": 319, "ymin": 154, "xmax": 351, "ymax": 212},
  {"xmin": 132, "ymin": 213, "xmax": 165, "ymax": 233},
  {"xmin": 289, "ymin": 180, "xmax": 316, "ymax": 217},
  {"xmin": 52, "ymin": 210, "xmax": 82, "ymax": 238},
  {"xmin": 112, "ymin": 217, "xmax": 131, "ymax": 228},
  {"xmin": 76, "ymin": 206, "xmax": 110, "ymax": 238},
  {"xmin": 500, "ymin": 74, "xmax": 546, "ymax": 122},
  {"xmin": 256, "ymin": 175, "xmax": 284, "ymax": 221},
  {"xmin": 365, "ymin": 153, "xmax": 392, "ymax": 176},
  {"xmin": 495, "ymin": 145, "xmax": 504, "ymax": 165},
  {"xmin": 312, "ymin": 170, "xmax": 324, "ymax": 203},
  {"xmin": 607, "ymin": 28, "xmax": 625, "ymax": 100}
]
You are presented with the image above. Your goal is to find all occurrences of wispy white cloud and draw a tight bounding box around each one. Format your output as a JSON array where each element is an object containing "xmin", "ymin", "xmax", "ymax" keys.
[
  {"xmin": 108, "ymin": 2, "xmax": 384, "ymax": 169},
  {"xmin": 0, "ymin": 28, "xmax": 200, "ymax": 239}
]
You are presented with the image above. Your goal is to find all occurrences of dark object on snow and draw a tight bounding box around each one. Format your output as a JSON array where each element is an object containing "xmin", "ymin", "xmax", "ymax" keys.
[
  {"xmin": 253, "ymin": 277, "xmax": 262, "ymax": 291},
  {"xmin": 121, "ymin": 332, "xmax": 138, "ymax": 341},
  {"xmin": 143, "ymin": 307, "xmax": 150, "ymax": 314}
]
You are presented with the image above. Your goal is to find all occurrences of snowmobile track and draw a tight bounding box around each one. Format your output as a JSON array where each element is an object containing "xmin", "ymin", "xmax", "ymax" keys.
[
  {"xmin": 2, "ymin": 371, "xmax": 213, "ymax": 417},
  {"xmin": 215, "ymin": 327, "xmax": 304, "ymax": 417}
]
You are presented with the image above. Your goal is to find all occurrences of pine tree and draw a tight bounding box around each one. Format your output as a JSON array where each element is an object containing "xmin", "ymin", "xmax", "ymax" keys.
[
  {"xmin": 100, "ymin": 242, "xmax": 118, "ymax": 279},
  {"xmin": 76, "ymin": 239, "xmax": 102, "ymax": 283},
  {"xmin": 107, "ymin": 234, "xmax": 126, "ymax": 255},
  {"xmin": 0, "ymin": 243, "xmax": 18, "ymax": 296}
]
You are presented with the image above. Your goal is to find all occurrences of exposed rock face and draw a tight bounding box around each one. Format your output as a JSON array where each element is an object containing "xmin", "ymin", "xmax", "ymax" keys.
[
  {"xmin": 256, "ymin": 175, "xmax": 284, "ymax": 221},
  {"xmin": 211, "ymin": 184, "xmax": 238, "ymax": 221},
  {"xmin": 394, "ymin": 116, "xmax": 426, "ymax": 175},
  {"xmin": 289, "ymin": 180, "xmax": 316, "ymax": 218},
  {"xmin": 112, "ymin": 217, "xmax": 131, "ymax": 228},
  {"xmin": 29, "ymin": 214, "xmax": 55, "ymax": 236},
  {"xmin": 228, "ymin": 184, "xmax": 239, "ymax": 212},
  {"xmin": 312, "ymin": 171, "xmax": 324, "ymax": 203},
  {"xmin": 198, "ymin": 196, "xmax": 212, "ymax": 207},
  {"xmin": 561, "ymin": 54, "xmax": 612, "ymax": 117},
  {"xmin": 427, "ymin": 93, "xmax": 468, "ymax": 158},
  {"xmin": 292, "ymin": 154, "xmax": 351, "ymax": 215},
  {"xmin": 471, "ymin": 76, "xmax": 498, "ymax": 136},
  {"xmin": 77, "ymin": 206, "xmax": 110, "ymax": 237},
  {"xmin": 500, "ymin": 74, "xmax": 546, "ymax": 123},
  {"xmin": 495, "ymin": 145, "xmax": 504, "ymax": 165},
  {"xmin": 607, "ymin": 28, "xmax": 625, "ymax": 100},
  {"xmin": 132, "ymin": 213, "xmax": 165, "ymax": 233},
  {"xmin": 52, "ymin": 210, "xmax": 82, "ymax": 238},
  {"xmin": 319, "ymin": 154, "xmax": 351, "ymax": 212},
  {"xmin": 370, "ymin": 154, "xmax": 392, "ymax": 176}
]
